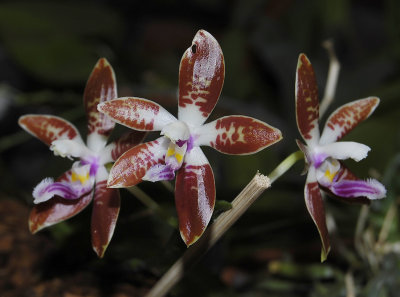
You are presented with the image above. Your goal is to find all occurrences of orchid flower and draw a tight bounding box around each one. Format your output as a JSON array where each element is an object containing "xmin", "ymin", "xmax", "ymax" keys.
[
  {"xmin": 98, "ymin": 30, "xmax": 282, "ymax": 246},
  {"xmin": 295, "ymin": 54, "xmax": 386, "ymax": 261},
  {"xmin": 18, "ymin": 58, "xmax": 145, "ymax": 257}
]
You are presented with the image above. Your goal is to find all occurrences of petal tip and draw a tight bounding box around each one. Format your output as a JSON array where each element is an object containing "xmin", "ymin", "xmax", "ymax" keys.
[
  {"xmin": 106, "ymin": 175, "xmax": 127, "ymax": 188},
  {"xmin": 28, "ymin": 219, "xmax": 39, "ymax": 234},
  {"xmin": 181, "ymin": 231, "xmax": 201, "ymax": 247},
  {"xmin": 320, "ymin": 245, "xmax": 331, "ymax": 262},
  {"xmin": 92, "ymin": 244, "xmax": 107, "ymax": 258}
]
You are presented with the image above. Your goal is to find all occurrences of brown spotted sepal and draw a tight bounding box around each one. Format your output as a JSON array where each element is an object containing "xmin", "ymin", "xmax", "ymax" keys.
[
  {"xmin": 175, "ymin": 147, "xmax": 215, "ymax": 246},
  {"xmin": 98, "ymin": 97, "xmax": 177, "ymax": 131},
  {"xmin": 178, "ymin": 30, "xmax": 225, "ymax": 126},
  {"xmin": 304, "ymin": 167, "xmax": 330, "ymax": 262},
  {"xmin": 84, "ymin": 58, "xmax": 117, "ymax": 137},
  {"xmin": 18, "ymin": 115, "xmax": 83, "ymax": 146},
  {"xmin": 295, "ymin": 54, "xmax": 320, "ymax": 145},
  {"xmin": 91, "ymin": 180, "xmax": 120, "ymax": 258},
  {"xmin": 319, "ymin": 97, "xmax": 380, "ymax": 145},
  {"xmin": 195, "ymin": 115, "xmax": 282, "ymax": 155}
]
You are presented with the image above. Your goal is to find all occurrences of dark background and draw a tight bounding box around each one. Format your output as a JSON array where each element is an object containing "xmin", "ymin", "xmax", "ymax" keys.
[{"xmin": 0, "ymin": 0, "xmax": 399, "ymax": 296}]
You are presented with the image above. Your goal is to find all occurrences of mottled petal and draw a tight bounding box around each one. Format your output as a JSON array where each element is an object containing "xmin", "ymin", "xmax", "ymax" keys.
[
  {"xmin": 178, "ymin": 30, "xmax": 225, "ymax": 126},
  {"xmin": 102, "ymin": 131, "xmax": 147, "ymax": 163},
  {"xmin": 317, "ymin": 141, "xmax": 370, "ymax": 162},
  {"xmin": 18, "ymin": 114, "xmax": 82, "ymax": 146},
  {"xmin": 175, "ymin": 147, "xmax": 215, "ymax": 246},
  {"xmin": 98, "ymin": 97, "xmax": 176, "ymax": 131},
  {"xmin": 195, "ymin": 116, "xmax": 282, "ymax": 155},
  {"xmin": 295, "ymin": 54, "xmax": 320, "ymax": 145},
  {"xmin": 29, "ymin": 170, "xmax": 93, "ymax": 233},
  {"xmin": 91, "ymin": 180, "xmax": 120, "ymax": 258},
  {"xmin": 328, "ymin": 178, "xmax": 386, "ymax": 200},
  {"xmin": 319, "ymin": 97, "xmax": 380, "ymax": 145},
  {"xmin": 304, "ymin": 167, "xmax": 330, "ymax": 262},
  {"xmin": 107, "ymin": 137, "xmax": 169, "ymax": 188},
  {"xmin": 84, "ymin": 58, "xmax": 117, "ymax": 137}
]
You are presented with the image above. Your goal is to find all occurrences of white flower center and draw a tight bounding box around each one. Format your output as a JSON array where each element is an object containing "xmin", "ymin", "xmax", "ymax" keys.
[
  {"xmin": 161, "ymin": 120, "xmax": 191, "ymax": 170},
  {"xmin": 315, "ymin": 157, "xmax": 341, "ymax": 187}
]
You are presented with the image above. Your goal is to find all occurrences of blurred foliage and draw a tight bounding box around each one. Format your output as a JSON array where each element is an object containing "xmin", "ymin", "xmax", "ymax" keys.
[{"xmin": 0, "ymin": 0, "xmax": 399, "ymax": 296}]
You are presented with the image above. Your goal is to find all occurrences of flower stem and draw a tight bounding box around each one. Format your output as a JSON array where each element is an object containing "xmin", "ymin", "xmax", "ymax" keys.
[
  {"xmin": 268, "ymin": 150, "xmax": 304, "ymax": 183},
  {"xmin": 145, "ymin": 172, "xmax": 271, "ymax": 297}
]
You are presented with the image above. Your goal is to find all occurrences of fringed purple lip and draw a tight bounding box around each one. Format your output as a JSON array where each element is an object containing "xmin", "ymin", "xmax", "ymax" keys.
[
  {"xmin": 33, "ymin": 178, "xmax": 93, "ymax": 204},
  {"xmin": 328, "ymin": 179, "xmax": 386, "ymax": 200}
]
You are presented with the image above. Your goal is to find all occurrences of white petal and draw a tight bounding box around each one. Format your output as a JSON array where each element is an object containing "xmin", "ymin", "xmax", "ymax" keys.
[
  {"xmin": 50, "ymin": 139, "xmax": 92, "ymax": 159},
  {"xmin": 95, "ymin": 165, "xmax": 109, "ymax": 182},
  {"xmin": 183, "ymin": 146, "xmax": 208, "ymax": 166},
  {"xmin": 86, "ymin": 132, "xmax": 108, "ymax": 153},
  {"xmin": 317, "ymin": 141, "xmax": 370, "ymax": 162},
  {"xmin": 99, "ymin": 144, "xmax": 114, "ymax": 164}
]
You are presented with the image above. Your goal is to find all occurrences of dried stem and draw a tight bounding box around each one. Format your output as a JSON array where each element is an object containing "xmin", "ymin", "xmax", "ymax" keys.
[
  {"xmin": 145, "ymin": 172, "xmax": 271, "ymax": 297},
  {"xmin": 345, "ymin": 271, "xmax": 356, "ymax": 297},
  {"xmin": 319, "ymin": 40, "xmax": 341, "ymax": 118}
]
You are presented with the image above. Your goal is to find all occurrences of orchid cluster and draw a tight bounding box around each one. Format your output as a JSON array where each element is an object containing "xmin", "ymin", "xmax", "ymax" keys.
[{"xmin": 19, "ymin": 30, "xmax": 386, "ymax": 260}]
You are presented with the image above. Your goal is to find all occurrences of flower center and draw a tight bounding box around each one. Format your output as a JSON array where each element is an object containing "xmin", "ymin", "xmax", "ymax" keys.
[
  {"xmin": 71, "ymin": 164, "xmax": 91, "ymax": 185},
  {"xmin": 161, "ymin": 120, "xmax": 191, "ymax": 171},
  {"xmin": 143, "ymin": 121, "xmax": 194, "ymax": 182},
  {"xmin": 316, "ymin": 157, "xmax": 340, "ymax": 187}
]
